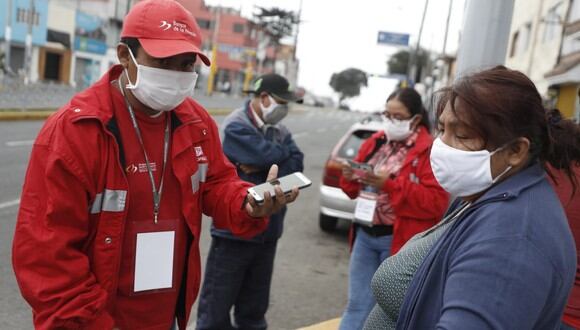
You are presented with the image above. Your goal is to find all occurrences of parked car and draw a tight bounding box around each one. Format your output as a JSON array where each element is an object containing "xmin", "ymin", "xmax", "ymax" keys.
[{"xmin": 319, "ymin": 114, "xmax": 383, "ymax": 232}]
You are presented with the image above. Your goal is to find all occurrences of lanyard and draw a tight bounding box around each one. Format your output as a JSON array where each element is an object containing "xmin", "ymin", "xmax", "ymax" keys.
[{"xmin": 118, "ymin": 79, "xmax": 170, "ymax": 224}]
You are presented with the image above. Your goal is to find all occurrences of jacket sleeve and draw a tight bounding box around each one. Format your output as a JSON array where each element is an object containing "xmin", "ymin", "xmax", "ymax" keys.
[
  {"xmin": 339, "ymin": 136, "xmax": 376, "ymax": 199},
  {"xmin": 222, "ymin": 122, "xmax": 291, "ymax": 169},
  {"xmin": 277, "ymin": 133, "xmax": 304, "ymax": 177},
  {"xmin": 202, "ymin": 118, "xmax": 268, "ymax": 238},
  {"xmin": 12, "ymin": 141, "xmax": 113, "ymax": 329},
  {"xmin": 436, "ymin": 237, "xmax": 556, "ymax": 329},
  {"xmin": 382, "ymin": 148, "xmax": 449, "ymax": 221}
]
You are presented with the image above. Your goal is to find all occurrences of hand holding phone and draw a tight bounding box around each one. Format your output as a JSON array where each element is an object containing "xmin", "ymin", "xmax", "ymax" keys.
[
  {"xmin": 245, "ymin": 165, "xmax": 301, "ymax": 218},
  {"xmin": 247, "ymin": 172, "xmax": 312, "ymax": 204},
  {"xmin": 347, "ymin": 160, "xmax": 373, "ymax": 179}
]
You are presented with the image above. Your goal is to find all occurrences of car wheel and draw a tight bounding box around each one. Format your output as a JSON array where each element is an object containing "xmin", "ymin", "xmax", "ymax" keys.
[{"xmin": 319, "ymin": 213, "xmax": 338, "ymax": 232}]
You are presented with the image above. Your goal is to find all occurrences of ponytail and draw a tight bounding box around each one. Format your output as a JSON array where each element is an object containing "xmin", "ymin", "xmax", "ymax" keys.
[{"xmin": 542, "ymin": 109, "xmax": 580, "ymax": 194}]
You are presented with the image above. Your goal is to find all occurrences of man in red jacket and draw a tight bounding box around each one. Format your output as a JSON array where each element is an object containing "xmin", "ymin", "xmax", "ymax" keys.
[{"xmin": 11, "ymin": 1, "xmax": 298, "ymax": 329}]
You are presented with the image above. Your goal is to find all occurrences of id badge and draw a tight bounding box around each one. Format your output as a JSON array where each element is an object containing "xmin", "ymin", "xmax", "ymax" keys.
[
  {"xmin": 128, "ymin": 219, "xmax": 180, "ymax": 294},
  {"xmin": 354, "ymin": 189, "xmax": 378, "ymax": 227}
]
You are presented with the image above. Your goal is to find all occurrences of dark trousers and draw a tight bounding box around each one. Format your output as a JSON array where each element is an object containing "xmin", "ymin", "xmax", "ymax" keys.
[{"xmin": 196, "ymin": 236, "xmax": 278, "ymax": 330}]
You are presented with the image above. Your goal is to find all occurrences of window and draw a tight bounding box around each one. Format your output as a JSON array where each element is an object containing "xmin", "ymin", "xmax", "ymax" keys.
[
  {"xmin": 521, "ymin": 22, "xmax": 532, "ymax": 52},
  {"xmin": 233, "ymin": 23, "xmax": 244, "ymax": 34},
  {"xmin": 510, "ymin": 31, "xmax": 520, "ymax": 57},
  {"xmin": 571, "ymin": 0, "xmax": 580, "ymax": 22},
  {"xmin": 15, "ymin": 8, "xmax": 39, "ymax": 26},
  {"xmin": 197, "ymin": 19, "xmax": 212, "ymax": 30},
  {"xmin": 543, "ymin": 3, "xmax": 563, "ymax": 42}
]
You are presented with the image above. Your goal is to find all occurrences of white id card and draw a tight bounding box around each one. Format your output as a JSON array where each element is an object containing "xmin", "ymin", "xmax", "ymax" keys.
[
  {"xmin": 354, "ymin": 197, "xmax": 377, "ymax": 226},
  {"xmin": 134, "ymin": 231, "xmax": 175, "ymax": 292}
]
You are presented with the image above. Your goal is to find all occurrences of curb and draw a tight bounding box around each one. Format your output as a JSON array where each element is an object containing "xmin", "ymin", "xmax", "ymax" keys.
[{"xmin": 0, "ymin": 108, "xmax": 234, "ymax": 121}]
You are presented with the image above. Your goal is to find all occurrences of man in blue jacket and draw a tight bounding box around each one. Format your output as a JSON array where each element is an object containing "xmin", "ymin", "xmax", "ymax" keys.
[{"xmin": 197, "ymin": 74, "xmax": 304, "ymax": 330}]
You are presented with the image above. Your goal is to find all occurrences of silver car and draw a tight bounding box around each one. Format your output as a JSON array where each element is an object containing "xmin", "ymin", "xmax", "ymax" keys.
[{"xmin": 319, "ymin": 115, "xmax": 383, "ymax": 232}]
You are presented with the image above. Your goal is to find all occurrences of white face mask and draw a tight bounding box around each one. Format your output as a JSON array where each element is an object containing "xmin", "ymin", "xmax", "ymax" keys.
[
  {"xmin": 261, "ymin": 95, "xmax": 289, "ymax": 125},
  {"xmin": 383, "ymin": 116, "xmax": 414, "ymax": 141},
  {"xmin": 430, "ymin": 138, "xmax": 512, "ymax": 197},
  {"xmin": 124, "ymin": 46, "xmax": 198, "ymax": 112}
]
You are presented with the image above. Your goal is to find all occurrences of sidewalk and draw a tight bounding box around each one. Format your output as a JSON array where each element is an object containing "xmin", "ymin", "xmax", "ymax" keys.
[{"xmin": 297, "ymin": 318, "xmax": 341, "ymax": 330}]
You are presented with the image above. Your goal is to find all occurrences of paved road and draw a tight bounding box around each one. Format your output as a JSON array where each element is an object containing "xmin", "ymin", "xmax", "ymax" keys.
[{"xmin": 0, "ymin": 107, "xmax": 368, "ymax": 329}]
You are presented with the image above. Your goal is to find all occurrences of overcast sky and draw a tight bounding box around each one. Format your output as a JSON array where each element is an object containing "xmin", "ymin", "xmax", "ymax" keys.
[{"xmin": 205, "ymin": 0, "xmax": 466, "ymax": 99}]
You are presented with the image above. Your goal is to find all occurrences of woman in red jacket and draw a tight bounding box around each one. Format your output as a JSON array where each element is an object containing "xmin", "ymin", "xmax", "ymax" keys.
[{"xmin": 337, "ymin": 88, "xmax": 449, "ymax": 330}]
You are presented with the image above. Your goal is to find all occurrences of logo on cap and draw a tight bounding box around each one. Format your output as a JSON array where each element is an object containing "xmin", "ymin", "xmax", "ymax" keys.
[
  {"xmin": 160, "ymin": 20, "xmax": 172, "ymax": 31},
  {"xmin": 159, "ymin": 20, "xmax": 197, "ymax": 38}
]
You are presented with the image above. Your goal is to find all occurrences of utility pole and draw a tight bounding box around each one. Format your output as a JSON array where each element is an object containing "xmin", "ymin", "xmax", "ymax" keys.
[
  {"xmin": 24, "ymin": 0, "xmax": 35, "ymax": 84},
  {"xmin": 407, "ymin": 0, "xmax": 429, "ymax": 84},
  {"xmin": 293, "ymin": 0, "xmax": 302, "ymax": 61},
  {"xmin": 206, "ymin": 7, "xmax": 221, "ymax": 96},
  {"xmin": 455, "ymin": 0, "xmax": 515, "ymax": 77},
  {"xmin": 4, "ymin": 0, "xmax": 13, "ymax": 74},
  {"xmin": 442, "ymin": 0, "xmax": 453, "ymax": 58}
]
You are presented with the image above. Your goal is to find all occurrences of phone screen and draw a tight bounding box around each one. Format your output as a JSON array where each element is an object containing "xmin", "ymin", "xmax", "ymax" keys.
[{"xmin": 248, "ymin": 172, "xmax": 311, "ymax": 203}]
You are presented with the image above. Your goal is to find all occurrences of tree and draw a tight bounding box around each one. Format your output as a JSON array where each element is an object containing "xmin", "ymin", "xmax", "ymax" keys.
[
  {"xmin": 254, "ymin": 7, "xmax": 298, "ymax": 45},
  {"xmin": 387, "ymin": 49, "xmax": 429, "ymax": 78},
  {"xmin": 329, "ymin": 68, "xmax": 368, "ymax": 103}
]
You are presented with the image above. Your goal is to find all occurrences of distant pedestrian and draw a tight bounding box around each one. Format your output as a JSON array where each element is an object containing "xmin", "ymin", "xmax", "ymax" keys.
[{"xmin": 196, "ymin": 74, "xmax": 304, "ymax": 330}]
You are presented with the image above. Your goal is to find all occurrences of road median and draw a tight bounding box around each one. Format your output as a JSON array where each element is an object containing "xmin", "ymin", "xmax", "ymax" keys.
[{"xmin": 0, "ymin": 108, "xmax": 235, "ymax": 121}]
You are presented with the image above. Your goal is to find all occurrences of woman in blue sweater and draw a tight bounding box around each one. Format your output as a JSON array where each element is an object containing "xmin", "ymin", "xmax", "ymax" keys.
[{"xmin": 392, "ymin": 66, "xmax": 580, "ymax": 329}]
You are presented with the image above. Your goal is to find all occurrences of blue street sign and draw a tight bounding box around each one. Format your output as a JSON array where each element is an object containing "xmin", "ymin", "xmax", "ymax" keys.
[{"xmin": 377, "ymin": 31, "xmax": 410, "ymax": 46}]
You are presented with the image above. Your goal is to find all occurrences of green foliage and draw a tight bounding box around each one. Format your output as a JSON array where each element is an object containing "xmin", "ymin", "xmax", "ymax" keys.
[
  {"xmin": 387, "ymin": 49, "xmax": 429, "ymax": 76},
  {"xmin": 254, "ymin": 7, "xmax": 298, "ymax": 44},
  {"xmin": 329, "ymin": 68, "xmax": 368, "ymax": 102}
]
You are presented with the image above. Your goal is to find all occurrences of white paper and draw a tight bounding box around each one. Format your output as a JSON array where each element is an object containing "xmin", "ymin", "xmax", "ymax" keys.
[
  {"xmin": 134, "ymin": 231, "xmax": 175, "ymax": 292},
  {"xmin": 354, "ymin": 198, "xmax": 377, "ymax": 226}
]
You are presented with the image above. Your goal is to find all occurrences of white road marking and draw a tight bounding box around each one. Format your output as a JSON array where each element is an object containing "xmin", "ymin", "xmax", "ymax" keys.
[
  {"xmin": 293, "ymin": 132, "xmax": 309, "ymax": 139},
  {"xmin": 5, "ymin": 140, "xmax": 34, "ymax": 147},
  {"xmin": 0, "ymin": 199, "xmax": 20, "ymax": 209}
]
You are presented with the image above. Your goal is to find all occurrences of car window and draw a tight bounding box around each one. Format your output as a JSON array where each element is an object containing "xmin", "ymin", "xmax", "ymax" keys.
[{"xmin": 337, "ymin": 130, "xmax": 376, "ymax": 159}]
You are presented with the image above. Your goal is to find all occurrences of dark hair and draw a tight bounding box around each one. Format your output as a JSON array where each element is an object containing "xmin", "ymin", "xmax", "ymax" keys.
[
  {"xmin": 120, "ymin": 37, "xmax": 141, "ymax": 56},
  {"xmin": 435, "ymin": 65, "xmax": 580, "ymax": 192},
  {"xmin": 387, "ymin": 88, "xmax": 431, "ymax": 129}
]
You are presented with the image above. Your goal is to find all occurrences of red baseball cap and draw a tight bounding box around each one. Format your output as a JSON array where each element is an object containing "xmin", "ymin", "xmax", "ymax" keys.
[{"xmin": 121, "ymin": 0, "xmax": 210, "ymax": 66}]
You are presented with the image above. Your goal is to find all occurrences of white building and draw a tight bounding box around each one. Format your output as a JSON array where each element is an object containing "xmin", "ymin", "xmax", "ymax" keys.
[{"xmin": 505, "ymin": 0, "xmax": 571, "ymax": 97}]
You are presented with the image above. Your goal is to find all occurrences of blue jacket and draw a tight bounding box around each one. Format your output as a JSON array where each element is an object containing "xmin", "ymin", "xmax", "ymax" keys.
[
  {"xmin": 397, "ymin": 163, "xmax": 576, "ymax": 329},
  {"xmin": 211, "ymin": 101, "xmax": 304, "ymax": 242}
]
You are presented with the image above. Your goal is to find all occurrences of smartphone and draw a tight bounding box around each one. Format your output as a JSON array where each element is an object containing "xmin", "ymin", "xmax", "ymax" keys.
[
  {"xmin": 247, "ymin": 172, "xmax": 312, "ymax": 204},
  {"xmin": 347, "ymin": 159, "xmax": 373, "ymax": 171},
  {"xmin": 347, "ymin": 160, "xmax": 373, "ymax": 178}
]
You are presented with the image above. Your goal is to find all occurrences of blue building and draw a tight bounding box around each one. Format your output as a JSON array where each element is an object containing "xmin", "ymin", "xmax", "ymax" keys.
[{"xmin": 0, "ymin": 0, "xmax": 48, "ymax": 80}]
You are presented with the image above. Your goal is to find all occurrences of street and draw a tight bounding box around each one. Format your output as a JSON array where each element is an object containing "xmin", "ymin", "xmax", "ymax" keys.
[{"xmin": 0, "ymin": 107, "xmax": 368, "ymax": 330}]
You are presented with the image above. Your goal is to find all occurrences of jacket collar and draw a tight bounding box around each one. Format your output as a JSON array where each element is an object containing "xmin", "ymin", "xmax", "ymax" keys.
[{"xmin": 474, "ymin": 162, "xmax": 546, "ymax": 205}]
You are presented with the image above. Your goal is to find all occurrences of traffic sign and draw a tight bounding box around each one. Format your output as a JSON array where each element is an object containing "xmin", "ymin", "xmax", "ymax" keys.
[{"xmin": 377, "ymin": 31, "xmax": 410, "ymax": 46}]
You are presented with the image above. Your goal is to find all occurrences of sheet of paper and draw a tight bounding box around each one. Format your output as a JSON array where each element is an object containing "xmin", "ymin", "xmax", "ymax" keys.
[
  {"xmin": 354, "ymin": 198, "xmax": 377, "ymax": 226},
  {"xmin": 134, "ymin": 231, "xmax": 175, "ymax": 292}
]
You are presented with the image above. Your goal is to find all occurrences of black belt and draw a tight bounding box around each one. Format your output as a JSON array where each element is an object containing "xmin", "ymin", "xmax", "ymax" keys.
[{"xmin": 360, "ymin": 225, "xmax": 393, "ymax": 237}]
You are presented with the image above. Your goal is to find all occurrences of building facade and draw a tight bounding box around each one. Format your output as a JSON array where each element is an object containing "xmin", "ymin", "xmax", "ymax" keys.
[
  {"xmin": 506, "ymin": 0, "xmax": 579, "ymax": 120},
  {"xmin": 506, "ymin": 0, "xmax": 570, "ymax": 96},
  {"xmin": 545, "ymin": 0, "xmax": 580, "ymax": 121}
]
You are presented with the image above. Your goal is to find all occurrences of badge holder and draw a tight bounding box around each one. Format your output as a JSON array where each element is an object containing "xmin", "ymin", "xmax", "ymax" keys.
[
  {"xmin": 353, "ymin": 186, "xmax": 378, "ymax": 227},
  {"xmin": 127, "ymin": 218, "xmax": 183, "ymax": 295}
]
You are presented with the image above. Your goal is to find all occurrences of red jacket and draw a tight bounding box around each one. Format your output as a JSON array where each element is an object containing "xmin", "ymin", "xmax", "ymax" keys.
[
  {"xmin": 12, "ymin": 65, "xmax": 267, "ymax": 330},
  {"xmin": 549, "ymin": 166, "xmax": 580, "ymax": 328},
  {"xmin": 339, "ymin": 126, "xmax": 449, "ymax": 254}
]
